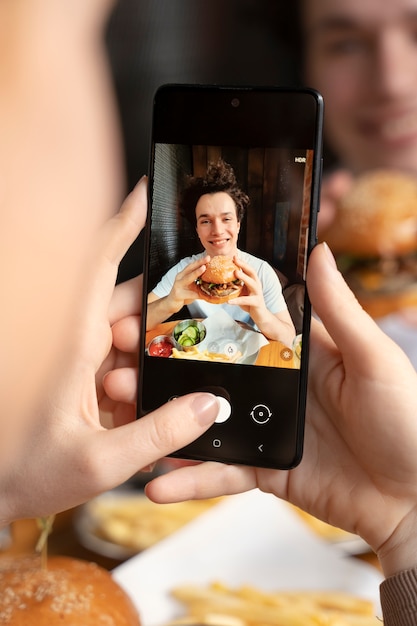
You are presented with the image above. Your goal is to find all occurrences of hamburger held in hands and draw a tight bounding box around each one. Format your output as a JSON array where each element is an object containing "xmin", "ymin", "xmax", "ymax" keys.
[
  {"xmin": 196, "ymin": 255, "xmax": 244, "ymax": 304},
  {"xmin": 321, "ymin": 169, "xmax": 417, "ymax": 318}
]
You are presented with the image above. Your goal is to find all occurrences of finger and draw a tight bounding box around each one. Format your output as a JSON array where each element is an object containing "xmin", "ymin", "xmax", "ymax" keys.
[
  {"xmin": 234, "ymin": 257, "xmax": 255, "ymax": 278},
  {"xmin": 103, "ymin": 367, "xmax": 137, "ymax": 403},
  {"xmin": 80, "ymin": 178, "xmax": 147, "ymax": 354},
  {"xmin": 111, "ymin": 313, "xmax": 140, "ymax": 351},
  {"xmin": 227, "ymin": 296, "xmax": 250, "ymax": 307},
  {"xmin": 178, "ymin": 257, "xmax": 210, "ymax": 283},
  {"xmin": 111, "ymin": 403, "xmax": 137, "ymax": 427},
  {"xmin": 87, "ymin": 392, "xmax": 220, "ymax": 490},
  {"xmin": 110, "ymin": 276, "xmax": 142, "ymax": 326},
  {"xmin": 99, "ymin": 176, "xmax": 147, "ymax": 269},
  {"xmin": 145, "ymin": 460, "xmax": 257, "ymax": 503},
  {"xmin": 307, "ymin": 243, "xmax": 405, "ymax": 373},
  {"xmin": 235, "ymin": 268, "xmax": 255, "ymax": 288}
]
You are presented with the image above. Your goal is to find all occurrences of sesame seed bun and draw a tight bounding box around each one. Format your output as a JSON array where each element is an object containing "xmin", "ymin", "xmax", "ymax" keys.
[
  {"xmin": 0, "ymin": 555, "xmax": 140, "ymax": 625},
  {"xmin": 197, "ymin": 255, "xmax": 243, "ymax": 304},
  {"xmin": 200, "ymin": 255, "xmax": 238, "ymax": 284}
]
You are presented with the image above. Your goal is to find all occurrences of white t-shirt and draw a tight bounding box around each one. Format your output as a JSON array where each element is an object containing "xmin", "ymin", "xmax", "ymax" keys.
[{"xmin": 152, "ymin": 250, "xmax": 287, "ymax": 328}]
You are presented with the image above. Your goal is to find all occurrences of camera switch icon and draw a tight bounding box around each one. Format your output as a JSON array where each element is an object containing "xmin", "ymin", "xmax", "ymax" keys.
[{"xmin": 250, "ymin": 404, "xmax": 272, "ymax": 424}]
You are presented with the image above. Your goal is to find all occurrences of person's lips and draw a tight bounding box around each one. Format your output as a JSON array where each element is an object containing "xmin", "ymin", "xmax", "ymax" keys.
[
  {"xmin": 209, "ymin": 238, "xmax": 230, "ymax": 247},
  {"xmin": 360, "ymin": 110, "xmax": 417, "ymax": 144},
  {"xmin": 382, "ymin": 111, "xmax": 417, "ymax": 141}
]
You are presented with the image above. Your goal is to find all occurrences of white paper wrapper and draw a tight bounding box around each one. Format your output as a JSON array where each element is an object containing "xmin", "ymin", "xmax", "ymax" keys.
[{"xmin": 198, "ymin": 309, "xmax": 269, "ymax": 363}]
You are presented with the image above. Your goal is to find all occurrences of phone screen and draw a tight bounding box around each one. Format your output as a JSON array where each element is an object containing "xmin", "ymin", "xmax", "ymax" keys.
[{"xmin": 138, "ymin": 85, "xmax": 323, "ymax": 469}]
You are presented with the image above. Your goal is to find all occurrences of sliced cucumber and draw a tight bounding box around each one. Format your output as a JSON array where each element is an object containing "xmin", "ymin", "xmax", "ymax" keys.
[
  {"xmin": 183, "ymin": 326, "xmax": 198, "ymax": 340},
  {"xmin": 180, "ymin": 337, "xmax": 194, "ymax": 347}
]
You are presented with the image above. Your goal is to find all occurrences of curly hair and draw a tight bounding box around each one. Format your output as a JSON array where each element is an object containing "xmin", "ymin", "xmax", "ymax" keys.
[{"xmin": 180, "ymin": 159, "xmax": 250, "ymax": 227}]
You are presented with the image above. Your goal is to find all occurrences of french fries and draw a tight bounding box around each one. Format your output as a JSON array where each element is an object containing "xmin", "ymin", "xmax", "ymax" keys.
[
  {"xmin": 167, "ymin": 581, "xmax": 381, "ymax": 626},
  {"xmin": 171, "ymin": 346, "xmax": 242, "ymax": 363},
  {"xmin": 88, "ymin": 496, "xmax": 222, "ymax": 551},
  {"xmin": 291, "ymin": 506, "xmax": 358, "ymax": 543}
]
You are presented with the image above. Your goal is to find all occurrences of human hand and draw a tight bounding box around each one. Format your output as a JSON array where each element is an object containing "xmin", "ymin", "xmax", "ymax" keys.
[
  {"xmin": 0, "ymin": 0, "xmax": 124, "ymax": 431},
  {"xmin": 145, "ymin": 242, "xmax": 417, "ymax": 577},
  {"xmin": 0, "ymin": 178, "xmax": 219, "ymax": 526},
  {"xmin": 146, "ymin": 255, "xmax": 209, "ymax": 330},
  {"xmin": 170, "ymin": 255, "xmax": 210, "ymax": 307},
  {"xmin": 229, "ymin": 255, "xmax": 266, "ymax": 314},
  {"xmin": 230, "ymin": 256, "xmax": 295, "ymax": 344}
]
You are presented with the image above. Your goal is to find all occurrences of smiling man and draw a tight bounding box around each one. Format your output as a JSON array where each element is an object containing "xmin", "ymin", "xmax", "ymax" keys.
[
  {"xmin": 146, "ymin": 160, "xmax": 295, "ymax": 346},
  {"xmin": 302, "ymin": 0, "xmax": 417, "ymax": 174}
]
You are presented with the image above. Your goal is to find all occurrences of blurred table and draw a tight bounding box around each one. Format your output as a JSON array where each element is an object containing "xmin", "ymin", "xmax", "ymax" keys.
[
  {"xmin": 146, "ymin": 321, "xmax": 297, "ymax": 369},
  {"xmin": 0, "ymin": 511, "xmax": 123, "ymax": 571},
  {"xmin": 0, "ymin": 508, "xmax": 380, "ymax": 574}
]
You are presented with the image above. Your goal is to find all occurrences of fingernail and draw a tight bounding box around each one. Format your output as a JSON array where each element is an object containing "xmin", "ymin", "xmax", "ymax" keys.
[
  {"xmin": 323, "ymin": 241, "xmax": 338, "ymax": 270},
  {"xmin": 141, "ymin": 462, "xmax": 156, "ymax": 473},
  {"xmin": 136, "ymin": 174, "xmax": 147, "ymax": 187},
  {"xmin": 192, "ymin": 393, "xmax": 220, "ymax": 426}
]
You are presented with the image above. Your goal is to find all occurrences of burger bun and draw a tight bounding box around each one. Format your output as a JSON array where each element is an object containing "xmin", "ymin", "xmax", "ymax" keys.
[
  {"xmin": 197, "ymin": 255, "xmax": 243, "ymax": 304},
  {"xmin": 0, "ymin": 555, "xmax": 140, "ymax": 625},
  {"xmin": 200, "ymin": 255, "xmax": 238, "ymax": 284}
]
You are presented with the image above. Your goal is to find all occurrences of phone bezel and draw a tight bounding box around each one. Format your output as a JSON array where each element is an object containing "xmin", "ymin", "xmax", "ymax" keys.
[{"xmin": 138, "ymin": 84, "xmax": 323, "ymax": 469}]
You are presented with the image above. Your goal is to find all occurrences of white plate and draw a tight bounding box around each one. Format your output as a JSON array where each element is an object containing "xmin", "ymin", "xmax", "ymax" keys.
[{"xmin": 113, "ymin": 490, "xmax": 383, "ymax": 626}]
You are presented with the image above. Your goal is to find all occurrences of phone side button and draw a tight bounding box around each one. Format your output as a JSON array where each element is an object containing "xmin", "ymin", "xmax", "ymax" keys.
[{"xmin": 214, "ymin": 396, "xmax": 232, "ymax": 424}]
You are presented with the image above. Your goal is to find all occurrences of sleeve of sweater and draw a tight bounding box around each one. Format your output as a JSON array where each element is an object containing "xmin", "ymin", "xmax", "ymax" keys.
[{"xmin": 380, "ymin": 567, "xmax": 417, "ymax": 626}]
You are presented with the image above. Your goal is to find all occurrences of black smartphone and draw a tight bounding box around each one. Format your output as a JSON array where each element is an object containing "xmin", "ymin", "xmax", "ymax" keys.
[{"xmin": 138, "ymin": 84, "xmax": 323, "ymax": 469}]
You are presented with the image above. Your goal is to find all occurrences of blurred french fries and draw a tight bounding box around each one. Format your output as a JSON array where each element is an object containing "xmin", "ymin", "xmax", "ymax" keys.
[
  {"xmin": 171, "ymin": 346, "xmax": 242, "ymax": 363},
  {"xmin": 167, "ymin": 581, "xmax": 381, "ymax": 625},
  {"xmin": 291, "ymin": 506, "xmax": 358, "ymax": 543},
  {"xmin": 89, "ymin": 496, "xmax": 222, "ymax": 551}
]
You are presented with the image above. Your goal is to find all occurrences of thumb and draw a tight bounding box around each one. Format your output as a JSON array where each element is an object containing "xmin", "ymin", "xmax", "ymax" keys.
[
  {"xmin": 100, "ymin": 175, "xmax": 148, "ymax": 269},
  {"xmin": 307, "ymin": 243, "xmax": 396, "ymax": 372},
  {"xmin": 78, "ymin": 176, "xmax": 147, "ymax": 343},
  {"xmin": 90, "ymin": 392, "xmax": 219, "ymax": 489}
]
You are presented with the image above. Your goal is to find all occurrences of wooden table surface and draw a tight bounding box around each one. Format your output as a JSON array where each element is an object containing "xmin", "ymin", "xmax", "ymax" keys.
[{"xmin": 146, "ymin": 320, "xmax": 298, "ymax": 369}]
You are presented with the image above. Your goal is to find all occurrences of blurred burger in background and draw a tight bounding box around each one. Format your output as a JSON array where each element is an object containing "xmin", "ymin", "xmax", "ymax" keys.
[{"xmin": 321, "ymin": 169, "xmax": 417, "ymax": 318}]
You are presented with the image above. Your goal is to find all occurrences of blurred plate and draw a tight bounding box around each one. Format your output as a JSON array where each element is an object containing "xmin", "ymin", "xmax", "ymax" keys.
[
  {"xmin": 75, "ymin": 490, "xmax": 222, "ymax": 561},
  {"xmin": 113, "ymin": 491, "xmax": 383, "ymax": 626}
]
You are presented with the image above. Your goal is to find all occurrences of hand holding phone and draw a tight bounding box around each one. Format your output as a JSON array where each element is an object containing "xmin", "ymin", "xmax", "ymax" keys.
[{"xmin": 138, "ymin": 84, "xmax": 323, "ymax": 470}]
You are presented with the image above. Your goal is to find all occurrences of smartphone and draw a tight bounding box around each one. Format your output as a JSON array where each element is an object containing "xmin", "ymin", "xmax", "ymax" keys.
[{"xmin": 138, "ymin": 84, "xmax": 323, "ymax": 469}]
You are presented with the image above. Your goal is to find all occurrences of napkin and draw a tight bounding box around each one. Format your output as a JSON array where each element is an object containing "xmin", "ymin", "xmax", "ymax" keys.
[{"xmin": 199, "ymin": 309, "xmax": 269, "ymax": 363}]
